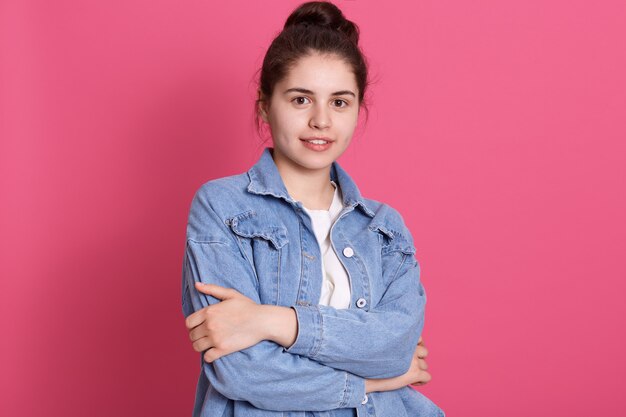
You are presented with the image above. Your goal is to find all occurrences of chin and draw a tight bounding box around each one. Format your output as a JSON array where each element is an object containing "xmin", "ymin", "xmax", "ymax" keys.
[
  {"xmin": 296, "ymin": 155, "xmax": 335, "ymax": 170},
  {"xmin": 275, "ymin": 143, "xmax": 341, "ymax": 169},
  {"xmin": 295, "ymin": 158, "xmax": 330, "ymax": 169}
]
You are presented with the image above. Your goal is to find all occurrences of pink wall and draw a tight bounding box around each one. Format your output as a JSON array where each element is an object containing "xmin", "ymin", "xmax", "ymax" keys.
[{"xmin": 2, "ymin": 0, "xmax": 625, "ymax": 415}]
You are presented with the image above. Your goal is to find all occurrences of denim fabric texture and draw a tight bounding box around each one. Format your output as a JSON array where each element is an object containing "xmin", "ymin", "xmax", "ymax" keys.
[{"xmin": 182, "ymin": 147, "xmax": 444, "ymax": 417}]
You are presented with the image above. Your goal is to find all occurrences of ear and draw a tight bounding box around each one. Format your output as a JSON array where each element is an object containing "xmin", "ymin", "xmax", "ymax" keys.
[{"xmin": 257, "ymin": 89, "xmax": 269, "ymax": 123}]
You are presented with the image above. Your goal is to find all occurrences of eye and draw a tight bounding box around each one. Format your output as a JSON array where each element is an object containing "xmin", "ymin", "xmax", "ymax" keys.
[
  {"xmin": 332, "ymin": 99, "xmax": 349, "ymax": 108},
  {"xmin": 292, "ymin": 96, "xmax": 311, "ymax": 105}
]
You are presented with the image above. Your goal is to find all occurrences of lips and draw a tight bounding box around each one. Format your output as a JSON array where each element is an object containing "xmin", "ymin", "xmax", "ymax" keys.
[
  {"xmin": 300, "ymin": 137, "xmax": 333, "ymax": 144},
  {"xmin": 300, "ymin": 137, "xmax": 334, "ymax": 151}
]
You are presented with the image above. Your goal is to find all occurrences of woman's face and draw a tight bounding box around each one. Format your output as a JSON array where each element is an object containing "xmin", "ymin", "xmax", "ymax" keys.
[{"xmin": 260, "ymin": 53, "xmax": 360, "ymax": 174}]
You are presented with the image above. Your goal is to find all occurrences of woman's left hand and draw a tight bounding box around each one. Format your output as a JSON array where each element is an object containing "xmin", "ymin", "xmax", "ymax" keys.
[{"xmin": 185, "ymin": 283, "xmax": 264, "ymax": 363}]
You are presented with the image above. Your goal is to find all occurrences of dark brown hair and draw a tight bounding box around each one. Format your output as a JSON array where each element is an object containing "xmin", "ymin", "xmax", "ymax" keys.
[{"xmin": 255, "ymin": 1, "xmax": 369, "ymax": 135}]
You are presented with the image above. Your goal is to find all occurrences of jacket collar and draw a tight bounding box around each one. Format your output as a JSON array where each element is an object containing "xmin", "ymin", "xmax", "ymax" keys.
[{"xmin": 247, "ymin": 147, "xmax": 375, "ymax": 217}]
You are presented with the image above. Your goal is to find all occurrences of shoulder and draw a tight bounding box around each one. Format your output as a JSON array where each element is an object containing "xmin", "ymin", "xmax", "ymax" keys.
[
  {"xmin": 187, "ymin": 173, "xmax": 250, "ymax": 241},
  {"xmin": 363, "ymin": 197, "xmax": 416, "ymax": 254},
  {"xmin": 187, "ymin": 171, "xmax": 292, "ymax": 243},
  {"xmin": 191, "ymin": 173, "xmax": 250, "ymax": 206}
]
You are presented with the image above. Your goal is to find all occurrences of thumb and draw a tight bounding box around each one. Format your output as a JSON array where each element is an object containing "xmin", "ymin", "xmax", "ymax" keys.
[{"xmin": 195, "ymin": 282, "xmax": 236, "ymax": 300}]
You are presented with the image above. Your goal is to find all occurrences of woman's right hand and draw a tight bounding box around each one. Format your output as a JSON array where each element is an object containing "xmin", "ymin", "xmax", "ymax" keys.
[{"xmin": 365, "ymin": 337, "xmax": 431, "ymax": 393}]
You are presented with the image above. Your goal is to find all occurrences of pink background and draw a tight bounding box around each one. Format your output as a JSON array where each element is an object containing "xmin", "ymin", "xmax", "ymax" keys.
[{"xmin": 1, "ymin": 0, "xmax": 625, "ymax": 415}]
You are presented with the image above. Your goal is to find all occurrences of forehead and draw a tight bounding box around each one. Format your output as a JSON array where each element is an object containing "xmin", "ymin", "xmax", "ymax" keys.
[{"xmin": 279, "ymin": 53, "xmax": 358, "ymax": 93}]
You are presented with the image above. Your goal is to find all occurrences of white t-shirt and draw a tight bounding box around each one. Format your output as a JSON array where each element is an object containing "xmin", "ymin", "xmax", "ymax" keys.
[{"xmin": 302, "ymin": 181, "xmax": 351, "ymax": 309}]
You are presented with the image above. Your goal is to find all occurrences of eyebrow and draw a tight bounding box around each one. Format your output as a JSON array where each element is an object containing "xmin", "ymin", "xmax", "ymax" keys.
[{"xmin": 283, "ymin": 87, "xmax": 356, "ymax": 98}]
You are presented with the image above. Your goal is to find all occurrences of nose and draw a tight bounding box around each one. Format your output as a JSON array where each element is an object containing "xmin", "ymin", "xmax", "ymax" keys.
[{"xmin": 309, "ymin": 103, "xmax": 331, "ymax": 129}]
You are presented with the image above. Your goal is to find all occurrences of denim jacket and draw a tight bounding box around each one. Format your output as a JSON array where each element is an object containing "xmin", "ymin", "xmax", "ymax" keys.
[{"xmin": 182, "ymin": 147, "xmax": 444, "ymax": 417}]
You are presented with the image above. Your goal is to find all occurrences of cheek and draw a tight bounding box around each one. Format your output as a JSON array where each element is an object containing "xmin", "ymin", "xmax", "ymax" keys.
[
  {"xmin": 271, "ymin": 111, "xmax": 302, "ymax": 137},
  {"xmin": 339, "ymin": 113, "xmax": 359, "ymax": 136}
]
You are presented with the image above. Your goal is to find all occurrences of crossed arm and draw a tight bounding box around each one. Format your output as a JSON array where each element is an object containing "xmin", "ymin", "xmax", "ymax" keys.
[
  {"xmin": 182, "ymin": 196, "xmax": 430, "ymax": 411},
  {"xmin": 186, "ymin": 278, "xmax": 432, "ymax": 390},
  {"xmin": 183, "ymin": 239, "xmax": 368, "ymax": 411}
]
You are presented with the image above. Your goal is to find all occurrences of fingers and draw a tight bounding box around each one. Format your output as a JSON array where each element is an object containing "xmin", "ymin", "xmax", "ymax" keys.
[
  {"xmin": 195, "ymin": 282, "xmax": 239, "ymax": 300},
  {"xmin": 185, "ymin": 308, "xmax": 209, "ymax": 330},
  {"xmin": 409, "ymin": 370, "xmax": 432, "ymax": 386},
  {"xmin": 204, "ymin": 348, "xmax": 225, "ymax": 363},
  {"xmin": 189, "ymin": 324, "xmax": 209, "ymax": 343},
  {"xmin": 185, "ymin": 283, "xmax": 236, "ymax": 330},
  {"xmin": 415, "ymin": 344, "xmax": 428, "ymax": 359},
  {"xmin": 193, "ymin": 340, "xmax": 225, "ymax": 362},
  {"xmin": 192, "ymin": 336, "xmax": 212, "ymax": 353},
  {"xmin": 186, "ymin": 284, "xmax": 246, "ymax": 331},
  {"xmin": 410, "ymin": 337, "xmax": 431, "ymax": 387}
]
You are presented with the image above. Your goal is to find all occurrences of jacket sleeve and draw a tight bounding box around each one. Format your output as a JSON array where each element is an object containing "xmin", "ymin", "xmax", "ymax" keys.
[
  {"xmin": 181, "ymin": 189, "xmax": 366, "ymax": 412},
  {"xmin": 284, "ymin": 217, "xmax": 426, "ymax": 380}
]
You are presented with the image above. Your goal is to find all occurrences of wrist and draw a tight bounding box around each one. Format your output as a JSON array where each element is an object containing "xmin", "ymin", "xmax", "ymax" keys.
[
  {"xmin": 366, "ymin": 375, "xmax": 405, "ymax": 393},
  {"xmin": 258, "ymin": 305, "xmax": 298, "ymax": 348}
]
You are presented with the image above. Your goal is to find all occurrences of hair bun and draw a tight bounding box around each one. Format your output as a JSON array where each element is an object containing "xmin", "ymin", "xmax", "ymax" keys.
[{"xmin": 284, "ymin": 1, "xmax": 360, "ymax": 45}]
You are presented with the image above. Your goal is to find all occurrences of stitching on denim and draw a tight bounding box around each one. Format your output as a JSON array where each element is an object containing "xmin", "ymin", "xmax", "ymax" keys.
[
  {"xmin": 339, "ymin": 372, "xmax": 349, "ymax": 408},
  {"xmin": 295, "ymin": 221, "xmax": 304, "ymax": 302},
  {"xmin": 227, "ymin": 212, "xmax": 288, "ymax": 249},
  {"xmin": 382, "ymin": 236, "xmax": 416, "ymax": 255},
  {"xmin": 247, "ymin": 173, "xmax": 297, "ymax": 204},
  {"xmin": 190, "ymin": 236, "xmax": 260, "ymax": 288},
  {"xmin": 232, "ymin": 209, "xmax": 257, "ymax": 221},
  {"xmin": 187, "ymin": 237, "xmax": 232, "ymax": 246},
  {"xmin": 275, "ymin": 246, "xmax": 281, "ymax": 305},
  {"xmin": 351, "ymin": 252, "xmax": 371, "ymax": 310},
  {"xmin": 371, "ymin": 224, "xmax": 395, "ymax": 239},
  {"xmin": 391, "ymin": 252, "xmax": 409, "ymax": 283},
  {"xmin": 246, "ymin": 231, "xmax": 284, "ymax": 247},
  {"xmin": 372, "ymin": 225, "xmax": 416, "ymax": 256},
  {"xmin": 310, "ymin": 305, "xmax": 324, "ymax": 358},
  {"xmin": 368, "ymin": 393, "xmax": 376, "ymax": 415}
]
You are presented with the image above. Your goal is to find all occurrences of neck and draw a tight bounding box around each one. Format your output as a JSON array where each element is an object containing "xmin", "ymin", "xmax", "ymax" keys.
[{"xmin": 271, "ymin": 148, "xmax": 335, "ymax": 210}]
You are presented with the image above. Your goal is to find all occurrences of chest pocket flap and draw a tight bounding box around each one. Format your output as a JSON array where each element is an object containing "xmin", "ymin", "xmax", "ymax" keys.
[
  {"xmin": 228, "ymin": 210, "xmax": 289, "ymax": 250},
  {"xmin": 369, "ymin": 223, "xmax": 416, "ymax": 255}
]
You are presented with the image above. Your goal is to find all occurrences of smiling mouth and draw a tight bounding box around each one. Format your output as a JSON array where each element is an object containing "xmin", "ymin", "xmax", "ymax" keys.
[{"xmin": 300, "ymin": 138, "xmax": 332, "ymax": 144}]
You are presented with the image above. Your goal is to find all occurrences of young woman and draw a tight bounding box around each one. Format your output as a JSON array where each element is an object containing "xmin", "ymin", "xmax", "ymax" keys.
[{"xmin": 181, "ymin": 2, "xmax": 444, "ymax": 416}]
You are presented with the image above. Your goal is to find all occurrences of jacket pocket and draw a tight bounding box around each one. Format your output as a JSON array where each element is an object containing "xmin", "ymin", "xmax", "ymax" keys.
[
  {"xmin": 370, "ymin": 224, "xmax": 418, "ymax": 290},
  {"xmin": 371, "ymin": 224, "xmax": 416, "ymax": 256},
  {"xmin": 228, "ymin": 209, "xmax": 289, "ymax": 250},
  {"xmin": 227, "ymin": 210, "xmax": 288, "ymax": 305}
]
